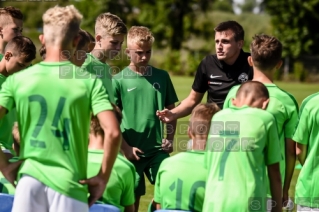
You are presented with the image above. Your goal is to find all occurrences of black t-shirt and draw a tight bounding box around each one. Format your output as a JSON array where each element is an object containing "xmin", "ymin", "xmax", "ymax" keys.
[{"xmin": 192, "ymin": 50, "xmax": 253, "ymax": 109}]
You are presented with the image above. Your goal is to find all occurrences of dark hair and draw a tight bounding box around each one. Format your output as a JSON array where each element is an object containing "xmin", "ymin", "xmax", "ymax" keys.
[
  {"xmin": 0, "ymin": 6, "xmax": 23, "ymax": 21},
  {"xmin": 250, "ymin": 34, "xmax": 282, "ymax": 71},
  {"xmin": 77, "ymin": 29, "xmax": 90, "ymax": 51},
  {"xmin": 5, "ymin": 36, "xmax": 36, "ymax": 63},
  {"xmin": 214, "ymin": 21, "xmax": 244, "ymax": 41},
  {"xmin": 236, "ymin": 81, "xmax": 269, "ymax": 99}
]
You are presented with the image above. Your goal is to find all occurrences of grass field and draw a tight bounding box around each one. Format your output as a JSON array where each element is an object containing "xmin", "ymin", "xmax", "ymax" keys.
[{"xmin": 138, "ymin": 76, "xmax": 318, "ymax": 212}]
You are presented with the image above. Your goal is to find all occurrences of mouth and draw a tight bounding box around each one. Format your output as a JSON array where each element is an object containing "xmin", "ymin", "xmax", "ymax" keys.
[{"xmin": 217, "ymin": 52, "xmax": 224, "ymax": 56}]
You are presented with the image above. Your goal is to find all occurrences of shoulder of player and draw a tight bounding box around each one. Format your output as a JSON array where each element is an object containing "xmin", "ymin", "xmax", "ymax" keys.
[
  {"xmin": 115, "ymin": 154, "xmax": 136, "ymax": 175},
  {"xmin": 269, "ymin": 86, "xmax": 298, "ymax": 108},
  {"xmin": 300, "ymin": 92, "xmax": 319, "ymax": 113}
]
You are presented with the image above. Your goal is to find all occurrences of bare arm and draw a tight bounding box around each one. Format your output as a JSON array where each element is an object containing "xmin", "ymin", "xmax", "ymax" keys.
[
  {"xmin": 165, "ymin": 104, "xmax": 176, "ymax": 141},
  {"xmin": 97, "ymin": 110, "xmax": 121, "ymax": 182},
  {"xmin": 283, "ymin": 138, "xmax": 296, "ymax": 203},
  {"xmin": 267, "ymin": 163, "xmax": 282, "ymax": 212},
  {"xmin": 296, "ymin": 143, "xmax": 307, "ymax": 166},
  {"xmin": 171, "ymin": 89, "xmax": 204, "ymax": 120},
  {"xmin": 0, "ymin": 106, "xmax": 8, "ymax": 170},
  {"xmin": 124, "ymin": 204, "xmax": 134, "ymax": 212}
]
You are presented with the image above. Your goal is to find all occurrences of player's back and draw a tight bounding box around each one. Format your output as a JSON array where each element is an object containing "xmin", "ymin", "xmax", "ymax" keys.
[
  {"xmin": 154, "ymin": 151, "xmax": 206, "ymax": 212},
  {"xmin": 294, "ymin": 93, "xmax": 319, "ymax": 206},
  {"xmin": 87, "ymin": 151, "xmax": 136, "ymax": 212},
  {"xmin": 203, "ymin": 107, "xmax": 281, "ymax": 212},
  {"xmin": 0, "ymin": 61, "xmax": 110, "ymax": 203}
]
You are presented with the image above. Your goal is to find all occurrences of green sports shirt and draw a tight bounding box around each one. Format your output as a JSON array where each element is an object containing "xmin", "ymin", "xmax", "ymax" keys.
[
  {"xmin": 0, "ymin": 61, "xmax": 112, "ymax": 203},
  {"xmin": 0, "ymin": 54, "xmax": 15, "ymax": 153},
  {"xmin": 224, "ymin": 83, "xmax": 298, "ymax": 196},
  {"xmin": 113, "ymin": 66, "xmax": 178, "ymax": 157},
  {"xmin": 154, "ymin": 151, "xmax": 206, "ymax": 212},
  {"xmin": 87, "ymin": 150, "xmax": 136, "ymax": 211},
  {"xmin": 82, "ymin": 53, "xmax": 114, "ymax": 103},
  {"xmin": 293, "ymin": 92, "xmax": 319, "ymax": 208},
  {"xmin": 203, "ymin": 106, "xmax": 282, "ymax": 212}
]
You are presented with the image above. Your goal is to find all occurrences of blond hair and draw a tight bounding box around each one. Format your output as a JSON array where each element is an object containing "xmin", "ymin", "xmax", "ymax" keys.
[
  {"xmin": 127, "ymin": 26, "xmax": 155, "ymax": 47},
  {"xmin": 42, "ymin": 5, "xmax": 82, "ymax": 46},
  {"xmin": 0, "ymin": 6, "xmax": 23, "ymax": 27},
  {"xmin": 95, "ymin": 12, "xmax": 127, "ymax": 37}
]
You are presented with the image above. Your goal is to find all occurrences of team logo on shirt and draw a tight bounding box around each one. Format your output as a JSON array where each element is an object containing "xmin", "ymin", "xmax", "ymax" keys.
[
  {"xmin": 153, "ymin": 82, "xmax": 160, "ymax": 90},
  {"xmin": 238, "ymin": 73, "xmax": 248, "ymax": 83}
]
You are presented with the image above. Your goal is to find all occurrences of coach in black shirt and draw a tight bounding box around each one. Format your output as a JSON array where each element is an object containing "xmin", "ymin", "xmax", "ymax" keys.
[{"xmin": 157, "ymin": 21, "xmax": 253, "ymax": 122}]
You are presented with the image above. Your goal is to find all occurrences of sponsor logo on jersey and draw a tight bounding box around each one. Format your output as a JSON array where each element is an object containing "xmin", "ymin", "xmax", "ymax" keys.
[
  {"xmin": 208, "ymin": 81, "xmax": 222, "ymax": 85},
  {"xmin": 127, "ymin": 87, "xmax": 137, "ymax": 92},
  {"xmin": 238, "ymin": 73, "xmax": 248, "ymax": 83},
  {"xmin": 210, "ymin": 74, "xmax": 222, "ymax": 79}
]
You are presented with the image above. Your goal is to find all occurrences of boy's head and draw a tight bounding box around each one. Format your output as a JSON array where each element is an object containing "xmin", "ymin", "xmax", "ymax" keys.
[
  {"xmin": 232, "ymin": 81, "xmax": 269, "ymax": 109},
  {"xmin": 73, "ymin": 29, "xmax": 90, "ymax": 66},
  {"xmin": 85, "ymin": 30, "xmax": 95, "ymax": 53},
  {"xmin": 90, "ymin": 103, "xmax": 123, "ymax": 137},
  {"xmin": 249, "ymin": 34, "xmax": 283, "ymax": 72},
  {"xmin": 12, "ymin": 122, "xmax": 20, "ymax": 156},
  {"xmin": 41, "ymin": 5, "xmax": 82, "ymax": 53},
  {"xmin": 3, "ymin": 36, "xmax": 36, "ymax": 75},
  {"xmin": 94, "ymin": 13, "xmax": 127, "ymax": 59},
  {"xmin": 126, "ymin": 26, "xmax": 154, "ymax": 68},
  {"xmin": 39, "ymin": 44, "xmax": 46, "ymax": 60},
  {"xmin": 0, "ymin": 7, "xmax": 23, "ymax": 44},
  {"xmin": 188, "ymin": 103, "xmax": 220, "ymax": 150}
]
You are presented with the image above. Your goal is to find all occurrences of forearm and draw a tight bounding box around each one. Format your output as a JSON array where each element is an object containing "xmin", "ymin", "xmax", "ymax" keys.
[
  {"xmin": 283, "ymin": 140, "xmax": 296, "ymax": 193},
  {"xmin": 121, "ymin": 135, "xmax": 131, "ymax": 151},
  {"xmin": 268, "ymin": 164, "xmax": 282, "ymax": 212},
  {"xmin": 296, "ymin": 143, "xmax": 307, "ymax": 166},
  {"xmin": 99, "ymin": 129, "xmax": 121, "ymax": 182},
  {"xmin": 166, "ymin": 119, "xmax": 176, "ymax": 141},
  {"xmin": 0, "ymin": 150, "xmax": 9, "ymax": 171}
]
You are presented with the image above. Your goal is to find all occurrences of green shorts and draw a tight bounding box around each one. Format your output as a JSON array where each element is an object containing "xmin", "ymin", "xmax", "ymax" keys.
[{"xmin": 131, "ymin": 151, "xmax": 169, "ymax": 196}]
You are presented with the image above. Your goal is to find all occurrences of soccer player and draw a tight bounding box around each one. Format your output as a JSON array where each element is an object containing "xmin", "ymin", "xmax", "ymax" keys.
[
  {"xmin": 0, "ymin": 36, "xmax": 36, "ymax": 158},
  {"xmin": 82, "ymin": 12, "xmax": 127, "ymax": 103},
  {"xmin": 153, "ymin": 103, "xmax": 220, "ymax": 211},
  {"xmin": 203, "ymin": 81, "xmax": 282, "ymax": 212},
  {"xmin": 0, "ymin": 5, "xmax": 121, "ymax": 212},
  {"xmin": 113, "ymin": 26, "xmax": 178, "ymax": 211},
  {"xmin": 0, "ymin": 6, "xmax": 23, "ymax": 55},
  {"xmin": 293, "ymin": 93, "xmax": 319, "ymax": 211},
  {"xmin": 87, "ymin": 104, "xmax": 135, "ymax": 212},
  {"xmin": 0, "ymin": 122, "xmax": 20, "ymax": 194},
  {"xmin": 223, "ymin": 34, "xmax": 298, "ymax": 210}
]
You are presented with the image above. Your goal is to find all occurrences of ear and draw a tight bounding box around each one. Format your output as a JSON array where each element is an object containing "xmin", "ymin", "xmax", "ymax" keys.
[
  {"xmin": 276, "ymin": 60, "xmax": 283, "ymax": 69},
  {"xmin": 237, "ymin": 40, "xmax": 244, "ymax": 49},
  {"xmin": 248, "ymin": 56, "xmax": 253, "ymax": 67},
  {"xmin": 4, "ymin": 51, "xmax": 13, "ymax": 61},
  {"xmin": 187, "ymin": 126, "xmax": 192, "ymax": 139},
  {"xmin": 231, "ymin": 98, "xmax": 237, "ymax": 107},
  {"xmin": 261, "ymin": 98, "xmax": 270, "ymax": 110},
  {"xmin": 38, "ymin": 34, "xmax": 44, "ymax": 45},
  {"xmin": 95, "ymin": 35, "xmax": 102, "ymax": 43}
]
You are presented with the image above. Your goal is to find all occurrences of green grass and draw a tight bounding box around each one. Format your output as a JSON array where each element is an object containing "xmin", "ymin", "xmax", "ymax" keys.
[{"xmin": 139, "ymin": 76, "xmax": 318, "ymax": 212}]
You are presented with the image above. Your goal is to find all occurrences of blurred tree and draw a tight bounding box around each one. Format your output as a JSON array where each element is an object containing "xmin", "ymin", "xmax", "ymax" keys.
[
  {"xmin": 265, "ymin": 0, "xmax": 319, "ymax": 58},
  {"xmin": 212, "ymin": 0, "xmax": 234, "ymax": 13},
  {"xmin": 241, "ymin": 0, "xmax": 256, "ymax": 13}
]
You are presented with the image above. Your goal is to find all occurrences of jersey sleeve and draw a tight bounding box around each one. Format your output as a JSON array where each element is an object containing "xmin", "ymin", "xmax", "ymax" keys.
[
  {"xmin": 0, "ymin": 76, "xmax": 15, "ymax": 112},
  {"xmin": 120, "ymin": 166, "xmax": 136, "ymax": 206},
  {"xmin": 192, "ymin": 59, "xmax": 208, "ymax": 93},
  {"xmin": 292, "ymin": 106, "xmax": 310, "ymax": 145},
  {"xmin": 91, "ymin": 78, "xmax": 112, "ymax": 115},
  {"xmin": 265, "ymin": 115, "xmax": 282, "ymax": 165},
  {"xmin": 112, "ymin": 78, "xmax": 123, "ymax": 110},
  {"xmin": 165, "ymin": 73, "xmax": 178, "ymax": 107},
  {"xmin": 284, "ymin": 97, "xmax": 299, "ymax": 139}
]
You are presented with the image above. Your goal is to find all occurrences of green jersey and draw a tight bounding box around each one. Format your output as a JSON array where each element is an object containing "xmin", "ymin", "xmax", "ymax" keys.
[
  {"xmin": 0, "ymin": 61, "xmax": 112, "ymax": 203},
  {"xmin": 82, "ymin": 53, "xmax": 114, "ymax": 103},
  {"xmin": 154, "ymin": 151, "xmax": 206, "ymax": 212},
  {"xmin": 224, "ymin": 83, "xmax": 298, "ymax": 196},
  {"xmin": 203, "ymin": 106, "xmax": 282, "ymax": 212},
  {"xmin": 87, "ymin": 150, "xmax": 136, "ymax": 211},
  {"xmin": 293, "ymin": 92, "xmax": 319, "ymax": 208},
  {"xmin": 113, "ymin": 66, "xmax": 178, "ymax": 157},
  {"xmin": 0, "ymin": 55, "xmax": 16, "ymax": 153}
]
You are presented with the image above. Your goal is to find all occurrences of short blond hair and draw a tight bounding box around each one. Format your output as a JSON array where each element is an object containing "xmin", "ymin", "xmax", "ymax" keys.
[
  {"xmin": 95, "ymin": 13, "xmax": 127, "ymax": 37},
  {"xmin": 0, "ymin": 6, "xmax": 23, "ymax": 27},
  {"xmin": 127, "ymin": 26, "xmax": 155, "ymax": 46},
  {"xmin": 42, "ymin": 5, "xmax": 82, "ymax": 46}
]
